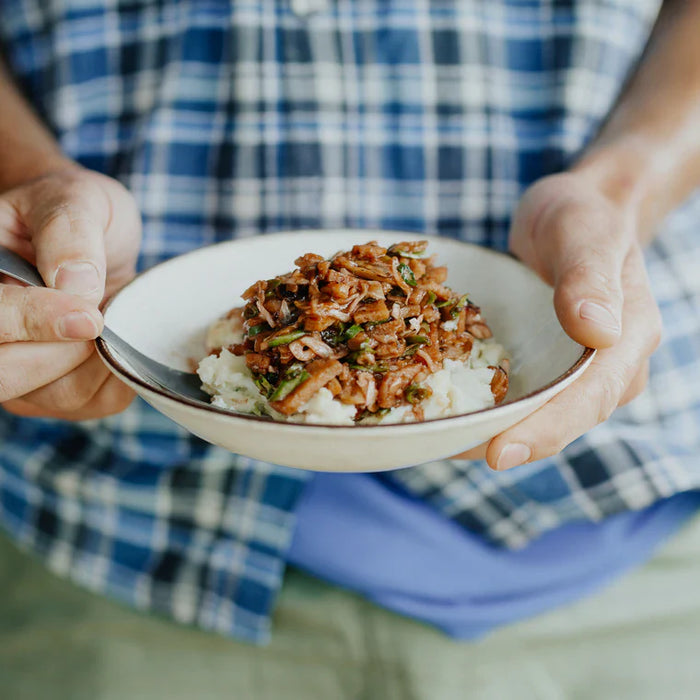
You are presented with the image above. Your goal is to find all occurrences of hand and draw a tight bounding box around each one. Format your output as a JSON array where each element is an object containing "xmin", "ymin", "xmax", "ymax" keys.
[
  {"xmin": 0, "ymin": 164, "xmax": 142, "ymax": 420},
  {"xmin": 456, "ymin": 172, "xmax": 662, "ymax": 470}
]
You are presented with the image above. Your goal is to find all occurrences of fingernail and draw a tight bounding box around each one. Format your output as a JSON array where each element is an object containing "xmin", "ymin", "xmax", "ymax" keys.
[
  {"xmin": 579, "ymin": 301, "xmax": 621, "ymax": 334},
  {"xmin": 54, "ymin": 261, "xmax": 100, "ymax": 297},
  {"xmin": 496, "ymin": 443, "xmax": 531, "ymax": 471},
  {"xmin": 58, "ymin": 311, "xmax": 100, "ymax": 340}
]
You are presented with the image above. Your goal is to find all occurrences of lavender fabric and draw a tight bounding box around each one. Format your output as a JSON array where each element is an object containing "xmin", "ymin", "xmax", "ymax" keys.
[{"xmin": 288, "ymin": 473, "xmax": 700, "ymax": 638}]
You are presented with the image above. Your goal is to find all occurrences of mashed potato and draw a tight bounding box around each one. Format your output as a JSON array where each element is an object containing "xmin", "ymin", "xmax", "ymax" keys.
[{"xmin": 197, "ymin": 331, "xmax": 507, "ymax": 425}]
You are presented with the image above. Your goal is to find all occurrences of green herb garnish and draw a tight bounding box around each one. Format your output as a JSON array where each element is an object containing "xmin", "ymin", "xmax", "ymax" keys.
[
  {"xmin": 286, "ymin": 363, "xmax": 304, "ymax": 376},
  {"xmin": 405, "ymin": 335, "xmax": 430, "ymax": 345},
  {"xmin": 388, "ymin": 249, "xmax": 426, "ymax": 260},
  {"xmin": 267, "ymin": 330, "xmax": 306, "ymax": 347},
  {"xmin": 347, "ymin": 363, "xmax": 389, "ymax": 373},
  {"xmin": 269, "ymin": 371, "xmax": 310, "ymax": 402},
  {"xmin": 356, "ymin": 407, "xmax": 391, "ymax": 421},
  {"xmin": 425, "ymin": 291, "xmax": 437, "ymax": 305},
  {"xmin": 405, "ymin": 383, "xmax": 432, "ymax": 404},
  {"xmin": 435, "ymin": 298, "xmax": 452, "ymax": 308},
  {"xmin": 398, "ymin": 263, "xmax": 417, "ymax": 287},
  {"xmin": 387, "ymin": 243, "xmax": 427, "ymax": 259},
  {"xmin": 265, "ymin": 279, "xmax": 281, "ymax": 297},
  {"xmin": 342, "ymin": 324, "xmax": 363, "ymax": 341},
  {"xmin": 254, "ymin": 375, "xmax": 273, "ymax": 397},
  {"xmin": 365, "ymin": 319, "xmax": 391, "ymax": 329},
  {"xmin": 450, "ymin": 293, "xmax": 469, "ymax": 319},
  {"xmin": 247, "ymin": 323, "xmax": 269, "ymax": 338}
]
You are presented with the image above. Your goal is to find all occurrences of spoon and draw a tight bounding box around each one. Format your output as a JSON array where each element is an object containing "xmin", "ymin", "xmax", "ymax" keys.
[{"xmin": 0, "ymin": 244, "xmax": 211, "ymax": 405}]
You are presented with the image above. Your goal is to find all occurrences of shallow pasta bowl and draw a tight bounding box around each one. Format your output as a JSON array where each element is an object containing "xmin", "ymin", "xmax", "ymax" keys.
[{"xmin": 97, "ymin": 230, "xmax": 594, "ymax": 472}]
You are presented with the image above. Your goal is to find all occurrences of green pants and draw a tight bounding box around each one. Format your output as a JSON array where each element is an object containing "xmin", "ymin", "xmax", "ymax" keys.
[{"xmin": 2, "ymin": 515, "xmax": 700, "ymax": 700}]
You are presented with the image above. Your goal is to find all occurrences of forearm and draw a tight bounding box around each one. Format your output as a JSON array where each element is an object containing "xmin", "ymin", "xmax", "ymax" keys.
[
  {"xmin": 0, "ymin": 56, "xmax": 71, "ymax": 191},
  {"xmin": 572, "ymin": 0, "xmax": 700, "ymax": 242}
]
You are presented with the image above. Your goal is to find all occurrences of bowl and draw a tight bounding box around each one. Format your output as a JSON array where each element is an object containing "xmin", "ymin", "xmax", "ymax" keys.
[{"xmin": 97, "ymin": 230, "xmax": 594, "ymax": 472}]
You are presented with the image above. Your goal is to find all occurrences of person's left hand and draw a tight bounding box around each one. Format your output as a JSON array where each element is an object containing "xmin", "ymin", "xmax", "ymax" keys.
[{"xmin": 455, "ymin": 171, "xmax": 662, "ymax": 471}]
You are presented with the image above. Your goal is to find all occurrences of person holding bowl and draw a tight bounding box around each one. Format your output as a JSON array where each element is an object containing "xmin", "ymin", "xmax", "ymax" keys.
[{"xmin": 1, "ymin": 1, "xmax": 700, "ymax": 696}]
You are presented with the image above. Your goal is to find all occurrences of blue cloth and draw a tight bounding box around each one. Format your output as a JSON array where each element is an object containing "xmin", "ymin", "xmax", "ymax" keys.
[
  {"xmin": 289, "ymin": 475, "xmax": 700, "ymax": 637},
  {"xmin": 2, "ymin": 0, "xmax": 700, "ymax": 646}
]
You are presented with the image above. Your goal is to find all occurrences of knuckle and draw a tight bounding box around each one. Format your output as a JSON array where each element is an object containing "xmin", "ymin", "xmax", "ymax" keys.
[
  {"xmin": 0, "ymin": 287, "xmax": 29, "ymax": 342},
  {"xmin": 0, "ymin": 369, "xmax": 21, "ymax": 402},
  {"xmin": 561, "ymin": 261, "xmax": 618, "ymax": 296},
  {"xmin": 556, "ymin": 197, "xmax": 619, "ymax": 240},
  {"xmin": 0, "ymin": 286, "xmax": 54, "ymax": 342},
  {"xmin": 595, "ymin": 368, "xmax": 627, "ymax": 424},
  {"xmin": 52, "ymin": 378, "xmax": 96, "ymax": 412},
  {"xmin": 101, "ymin": 382, "xmax": 135, "ymax": 415}
]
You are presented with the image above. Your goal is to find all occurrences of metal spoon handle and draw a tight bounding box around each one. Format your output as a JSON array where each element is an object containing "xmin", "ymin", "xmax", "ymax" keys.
[{"xmin": 0, "ymin": 246, "xmax": 44, "ymax": 287}]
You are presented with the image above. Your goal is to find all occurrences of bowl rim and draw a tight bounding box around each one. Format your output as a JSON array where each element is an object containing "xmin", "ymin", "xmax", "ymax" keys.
[{"xmin": 96, "ymin": 230, "xmax": 595, "ymax": 430}]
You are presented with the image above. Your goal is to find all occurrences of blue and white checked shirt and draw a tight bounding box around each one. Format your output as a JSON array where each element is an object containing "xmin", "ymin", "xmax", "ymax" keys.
[{"xmin": 2, "ymin": 0, "xmax": 700, "ymax": 644}]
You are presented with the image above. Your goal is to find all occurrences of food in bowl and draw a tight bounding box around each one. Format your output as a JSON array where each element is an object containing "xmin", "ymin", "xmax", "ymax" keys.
[{"xmin": 197, "ymin": 240, "xmax": 509, "ymax": 425}]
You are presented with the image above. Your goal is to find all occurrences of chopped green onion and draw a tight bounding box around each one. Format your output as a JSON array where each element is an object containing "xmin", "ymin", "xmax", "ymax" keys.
[
  {"xmin": 265, "ymin": 279, "xmax": 281, "ymax": 297},
  {"xmin": 389, "ymin": 249, "xmax": 425, "ymax": 260},
  {"xmin": 347, "ymin": 363, "xmax": 389, "ymax": 373},
  {"xmin": 450, "ymin": 293, "xmax": 469, "ymax": 319},
  {"xmin": 365, "ymin": 319, "xmax": 390, "ymax": 329},
  {"xmin": 405, "ymin": 335, "xmax": 430, "ymax": 345},
  {"xmin": 254, "ymin": 375, "xmax": 273, "ymax": 397},
  {"xmin": 398, "ymin": 263, "xmax": 417, "ymax": 287},
  {"xmin": 286, "ymin": 362, "xmax": 304, "ymax": 375},
  {"xmin": 247, "ymin": 323, "xmax": 269, "ymax": 338},
  {"xmin": 405, "ymin": 383, "xmax": 431, "ymax": 405},
  {"xmin": 250, "ymin": 403, "xmax": 268, "ymax": 417},
  {"xmin": 269, "ymin": 370, "xmax": 309, "ymax": 402},
  {"xmin": 342, "ymin": 324, "xmax": 363, "ymax": 340},
  {"xmin": 435, "ymin": 298, "xmax": 452, "ymax": 308},
  {"xmin": 267, "ymin": 330, "xmax": 306, "ymax": 347},
  {"xmin": 356, "ymin": 406, "xmax": 391, "ymax": 421},
  {"xmin": 345, "ymin": 349, "xmax": 369, "ymax": 365},
  {"xmin": 387, "ymin": 244, "xmax": 427, "ymax": 259},
  {"xmin": 425, "ymin": 291, "xmax": 437, "ymax": 305}
]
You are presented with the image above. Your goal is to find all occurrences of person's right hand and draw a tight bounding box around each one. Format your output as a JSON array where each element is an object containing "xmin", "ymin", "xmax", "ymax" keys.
[{"xmin": 0, "ymin": 164, "xmax": 142, "ymax": 420}]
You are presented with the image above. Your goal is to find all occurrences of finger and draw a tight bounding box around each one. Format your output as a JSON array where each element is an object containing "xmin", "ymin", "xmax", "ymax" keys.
[
  {"xmin": 454, "ymin": 363, "xmax": 649, "ymax": 463},
  {"xmin": 619, "ymin": 360, "xmax": 650, "ymax": 406},
  {"xmin": 3, "ymin": 374, "xmax": 134, "ymax": 420},
  {"xmin": 0, "ymin": 340, "xmax": 92, "ymax": 401},
  {"xmin": 486, "ymin": 249, "xmax": 661, "ymax": 471},
  {"xmin": 451, "ymin": 442, "xmax": 488, "ymax": 461},
  {"xmin": 510, "ymin": 180, "xmax": 631, "ymax": 348},
  {"xmin": 14, "ymin": 349, "xmax": 112, "ymax": 412},
  {"xmin": 10, "ymin": 170, "xmax": 110, "ymax": 303},
  {"xmin": 0, "ymin": 284, "xmax": 102, "ymax": 342}
]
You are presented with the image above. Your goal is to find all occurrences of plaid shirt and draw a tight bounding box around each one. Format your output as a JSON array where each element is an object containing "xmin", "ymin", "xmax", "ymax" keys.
[{"xmin": 2, "ymin": 0, "xmax": 698, "ymax": 644}]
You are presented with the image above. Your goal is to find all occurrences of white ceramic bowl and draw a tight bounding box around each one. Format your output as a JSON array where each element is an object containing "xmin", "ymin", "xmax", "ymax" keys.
[{"xmin": 97, "ymin": 230, "xmax": 593, "ymax": 472}]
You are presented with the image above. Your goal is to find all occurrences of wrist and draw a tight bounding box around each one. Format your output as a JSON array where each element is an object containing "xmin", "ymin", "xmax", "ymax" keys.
[
  {"xmin": 570, "ymin": 125, "xmax": 700, "ymax": 244},
  {"xmin": 0, "ymin": 59, "xmax": 78, "ymax": 193},
  {"xmin": 570, "ymin": 138, "xmax": 667, "ymax": 241}
]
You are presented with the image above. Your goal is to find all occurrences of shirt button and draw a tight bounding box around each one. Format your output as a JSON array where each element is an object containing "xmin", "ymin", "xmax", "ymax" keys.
[{"xmin": 290, "ymin": 0, "xmax": 327, "ymax": 17}]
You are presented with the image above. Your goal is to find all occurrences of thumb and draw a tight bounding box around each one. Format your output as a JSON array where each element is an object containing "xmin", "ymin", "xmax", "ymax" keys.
[
  {"xmin": 512, "ymin": 188, "xmax": 628, "ymax": 348},
  {"xmin": 15, "ymin": 171, "xmax": 109, "ymax": 304}
]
